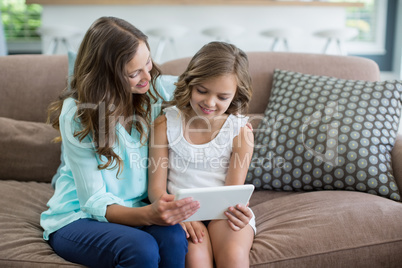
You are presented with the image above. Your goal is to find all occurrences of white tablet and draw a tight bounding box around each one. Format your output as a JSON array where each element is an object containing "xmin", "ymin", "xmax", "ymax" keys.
[{"xmin": 174, "ymin": 184, "xmax": 255, "ymax": 222}]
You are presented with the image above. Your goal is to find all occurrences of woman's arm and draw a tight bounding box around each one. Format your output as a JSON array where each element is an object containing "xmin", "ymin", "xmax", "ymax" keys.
[
  {"xmin": 106, "ymin": 195, "xmax": 200, "ymax": 226},
  {"xmin": 62, "ymin": 100, "xmax": 199, "ymax": 226},
  {"xmin": 60, "ymin": 100, "xmax": 126, "ymax": 221}
]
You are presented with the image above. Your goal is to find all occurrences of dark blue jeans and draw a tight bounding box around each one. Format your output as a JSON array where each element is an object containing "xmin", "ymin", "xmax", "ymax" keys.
[{"xmin": 48, "ymin": 218, "xmax": 188, "ymax": 268}]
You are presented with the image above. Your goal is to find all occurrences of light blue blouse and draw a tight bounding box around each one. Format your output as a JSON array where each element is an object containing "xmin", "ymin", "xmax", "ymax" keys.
[{"xmin": 40, "ymin": 75, "xmax": 177, "ymax": 240}]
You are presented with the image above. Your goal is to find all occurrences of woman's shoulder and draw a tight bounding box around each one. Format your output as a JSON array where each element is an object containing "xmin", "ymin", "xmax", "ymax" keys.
[
  {"xmin": 154, "ymin": 75, "xmax": 178, "ymax": 100},
  {"xmin": 60, "ymin": 97, "xmax": 77, "ymax": 119}
]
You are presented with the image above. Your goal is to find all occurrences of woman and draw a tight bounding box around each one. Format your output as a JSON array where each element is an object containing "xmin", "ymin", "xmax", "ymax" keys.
[{"xmin": 40, "ymin": 16, "xmax": 199, "ymax": 268}]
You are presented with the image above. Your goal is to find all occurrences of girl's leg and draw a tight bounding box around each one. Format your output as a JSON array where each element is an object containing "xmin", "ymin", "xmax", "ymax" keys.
[
  {"xmin": 140, "ymin": 224, "xmax": 189, "ymax": 268},
  {"xmin": 208, "ymin": 219, "xmax": 254, "ymax": 268},
  {"xmin": 49, "ymin": 218, "xmax": 160, "ymax": 268},
  {"xmin": 183, "ymin": 223, "xmax": 214, "ymax": 268}
]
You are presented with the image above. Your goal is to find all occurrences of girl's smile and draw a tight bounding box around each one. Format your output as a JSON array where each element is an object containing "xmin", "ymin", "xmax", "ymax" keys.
[{"xmin": 199, "ymin": 105, "xmax": 216, "ymax": 114}]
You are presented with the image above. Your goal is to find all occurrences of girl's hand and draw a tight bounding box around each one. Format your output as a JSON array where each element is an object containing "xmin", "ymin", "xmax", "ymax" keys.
[
  {"xmin": 150, "ymin": 193, "xmax": 200, "ymax": 226},
  {"xmin": 180, "ymin": 221, "xmax": 205, "ymax": 244},
  {"xmin": 224, "ymin": 202, "xmax": 253, "ymax": 231}
]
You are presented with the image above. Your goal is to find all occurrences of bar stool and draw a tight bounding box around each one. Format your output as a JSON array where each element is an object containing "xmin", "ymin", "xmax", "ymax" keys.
[
  {"xmin": 313, "ymin": 28, "xmax": 358, "ymax": 55},
  {"xmin": 260, "ymin": 28, "xmax": 301, "ymax": 51},
  {"xmin": 201, "ymin": 25, "xmax": 244, "ymax": 42},
  {"xmin": 146, "ymin": 26, "xmax": 188, "ymax": 63},
  {"xmin": 37, "ymin": 26, "xmax": 82, "ymax": 54}
]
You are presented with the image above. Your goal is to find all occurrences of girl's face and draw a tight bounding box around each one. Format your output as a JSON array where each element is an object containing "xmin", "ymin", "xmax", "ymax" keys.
[
  {"xmin": 126, "ymin": 41, "xmax": 153, "ymax": 94},
  {"xmin": 189, "ymin": 74, "xmax": 237, "ymax": 119}
]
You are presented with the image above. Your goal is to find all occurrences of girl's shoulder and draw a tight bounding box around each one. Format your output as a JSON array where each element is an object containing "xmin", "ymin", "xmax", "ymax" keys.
[
  {"xmin": 153, "ymin": 114, "xmax": 167, "ymax": 126},
  {"xmin": 163, "ymin": 106, "xmax": 182, "ymax": 121},
  {"xmin": 152, "ymin": 114, "xmax": 168, "ymax": 138},
  {"xmin": 227, "ymin": 113, "xmax": 249, "ymax": 128}
]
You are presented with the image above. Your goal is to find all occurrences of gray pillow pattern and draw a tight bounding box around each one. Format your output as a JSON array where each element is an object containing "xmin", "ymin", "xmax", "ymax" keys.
[{"xmin": 246, "ymin": 69, "xmax": 402, "ymax": 201}]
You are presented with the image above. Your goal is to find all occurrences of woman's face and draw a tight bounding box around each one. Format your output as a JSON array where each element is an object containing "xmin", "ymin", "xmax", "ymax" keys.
[{"xmin": 126, "ymin": 41, "xmax": 153, "ymax": 94}]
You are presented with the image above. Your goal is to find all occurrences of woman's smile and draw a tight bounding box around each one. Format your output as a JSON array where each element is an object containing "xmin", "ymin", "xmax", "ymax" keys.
[{"xmin": 136, "ymin": 80, "xmax": 149, "ymax": 88}]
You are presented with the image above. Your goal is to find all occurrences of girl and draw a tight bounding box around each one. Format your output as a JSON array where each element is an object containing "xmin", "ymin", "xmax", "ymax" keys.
[
  {"xmin": 148, "ymin": 42, "xmax": 255, "ymax": 268},
  {"xmin": 40, "ymin": 17, "xmax": 200, "ymax": 268}
]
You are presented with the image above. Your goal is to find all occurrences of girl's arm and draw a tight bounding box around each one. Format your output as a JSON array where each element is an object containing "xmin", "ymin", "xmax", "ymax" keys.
[
  {"xmin": 224, "ymin": 126, "xmax": 255, "ymax": 231},
  {"xmin": 148, "ymin": 115, "xmax": 170, "ymax": 203},
  {"xmin": 225, "ymin": 126, "xmax": 254, "ymax": 186}
]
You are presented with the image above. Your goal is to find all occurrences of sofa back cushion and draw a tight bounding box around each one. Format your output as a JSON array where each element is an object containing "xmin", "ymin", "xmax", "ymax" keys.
[{"xmin": 0, "ymin": 55, "xmax": 68, "ymax": 123}]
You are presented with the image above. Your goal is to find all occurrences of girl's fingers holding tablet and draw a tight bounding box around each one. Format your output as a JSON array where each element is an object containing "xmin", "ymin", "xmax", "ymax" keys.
[{"xmin": 225, "ymin": 205, "xmax": 252, "ymax": 231}]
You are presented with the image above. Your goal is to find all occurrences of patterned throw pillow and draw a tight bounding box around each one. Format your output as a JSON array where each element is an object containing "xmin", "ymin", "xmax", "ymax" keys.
[{"xmin": 246, "ymin": 69, "xmax": 402, "ymax": 201}]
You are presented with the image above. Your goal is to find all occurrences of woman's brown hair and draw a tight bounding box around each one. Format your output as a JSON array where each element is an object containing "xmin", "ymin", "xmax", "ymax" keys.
[
  {"xmin": 166, "ymin": 41, "xmax": 252, "ymax": 116},
  {"xmin": 47, "ymin": 16, "xmax": 163, "ymax": 176}
]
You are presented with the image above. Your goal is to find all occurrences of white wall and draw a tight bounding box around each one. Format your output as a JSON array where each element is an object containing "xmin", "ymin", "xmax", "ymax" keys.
[{"xmin": 41, "ymin": 5, "xmax": 347, "ymax": 63}]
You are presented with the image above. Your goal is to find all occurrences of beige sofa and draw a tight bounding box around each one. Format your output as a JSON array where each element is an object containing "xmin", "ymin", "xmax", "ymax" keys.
[{"xmin": 1, "ymin": 52, "xmax": 402, "ymax": 267}]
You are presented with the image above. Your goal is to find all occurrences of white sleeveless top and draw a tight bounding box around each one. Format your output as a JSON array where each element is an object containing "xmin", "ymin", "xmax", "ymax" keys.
[
  {"xmin": 164, "ymin": 106, "xmax": 249, "ymax": 194},
  {"xmin": 164, "ymin": 106, "xmax": 256, "ymax": 233}
]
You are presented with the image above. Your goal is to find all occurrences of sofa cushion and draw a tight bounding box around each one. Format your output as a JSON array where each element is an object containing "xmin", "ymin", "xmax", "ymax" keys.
[
  {"xmin": 249, "ymin": 190, "xmax": 402, "ymax": 267},
  {"xmin": 247, "ymin": 69, "xmax": 402, "ymax": 201},
  {"xmin": 0, "ymin": 180, "xmax": 83, "ymax": 267},
  {"xmin": 0, "ymin": 117, "xmax": 61, "ymax": 183}
]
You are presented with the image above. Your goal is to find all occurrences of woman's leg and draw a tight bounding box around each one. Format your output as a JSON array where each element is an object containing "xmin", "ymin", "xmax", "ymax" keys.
[
  {"xmin": 49, "ymin": 218, "xmax": 160, "ymax": 268},
  {"xmin": 208, "ymin": 219, "xmax": 254, "ymax": 268},
  {"xmin": 140, "ymin": 224, "xmax": 189, "ymax": 268}
]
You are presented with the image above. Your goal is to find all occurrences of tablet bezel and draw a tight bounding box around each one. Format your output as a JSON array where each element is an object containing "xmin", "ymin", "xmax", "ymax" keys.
[{"xmin": 174, "ymin": 184, "xmax": 255, "ymax": 222}]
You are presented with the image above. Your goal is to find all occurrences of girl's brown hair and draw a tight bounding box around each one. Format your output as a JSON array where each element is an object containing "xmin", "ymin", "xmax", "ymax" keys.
[
  {"xmin": 166, "ymin": 41, "xmax": 252, "ymax": 116},
  {"xmin": 48, "ymin": 16, "xmax": 162, "ymax": 176}
]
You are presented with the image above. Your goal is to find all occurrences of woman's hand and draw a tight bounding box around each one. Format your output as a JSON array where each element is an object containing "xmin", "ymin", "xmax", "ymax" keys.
[
  {"xmin": 180, "ymin": 221, "xmax": 205, "ymax": 244},
  {"xmin": 224, "ymin": 202, "xmax": 253, "ymax": 231},
  {"xmin": 149, "ymin": 193, "xmax": 200, "ymax": 226}
]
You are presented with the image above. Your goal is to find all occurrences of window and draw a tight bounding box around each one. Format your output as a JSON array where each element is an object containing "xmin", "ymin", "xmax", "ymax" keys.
[
  {"xmin": 1, "ymin": 0, "xmax": 42, "ymax": 53},
  {"xmin": 329, "ymin": 0, "xmax": 387, "ymax": 55}
]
